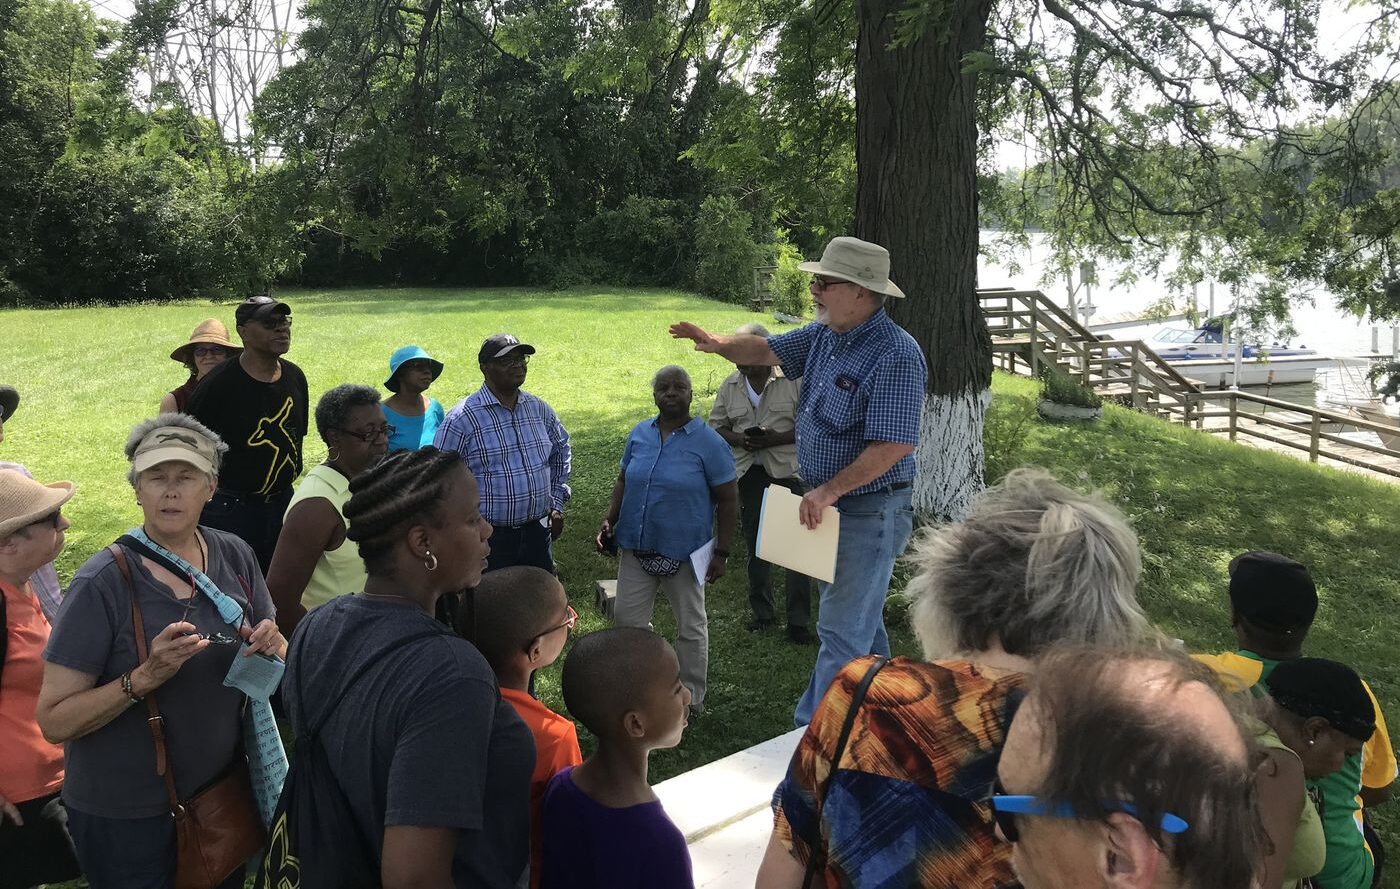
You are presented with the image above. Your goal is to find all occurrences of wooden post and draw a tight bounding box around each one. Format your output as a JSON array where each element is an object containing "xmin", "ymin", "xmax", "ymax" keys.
[
  {"xmin": 1229, "ymin": 392, "xmax": 1238, "ymax": 441},
  {"xmin": 1028, "ymin": 300, "xmax": 1039, "ymax": 377},
  {"xmin": 1309, "ymin": 413, "xmax": 1321, "ymax": 463}
]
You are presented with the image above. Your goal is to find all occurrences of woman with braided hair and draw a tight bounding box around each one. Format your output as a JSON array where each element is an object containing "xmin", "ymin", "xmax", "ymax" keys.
[{"xmin": 282, "ymin": 447, "xmax": 535, "ymax": 889}]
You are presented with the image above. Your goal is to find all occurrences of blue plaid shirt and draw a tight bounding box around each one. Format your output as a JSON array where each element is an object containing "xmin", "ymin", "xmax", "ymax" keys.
[
  {"xmin": 768, "ymin": 310, "xmax": 926, "ymax": 494},
  {"xmin": 433, "ymin": 387, "xmax": 572, "ymax": 527}
]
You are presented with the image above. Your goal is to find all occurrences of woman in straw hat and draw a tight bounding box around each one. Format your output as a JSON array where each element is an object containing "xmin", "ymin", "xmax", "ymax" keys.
[
  {"xmin": 159, "ymin": 319, "xmax": 240, "ymax": 414},
  {"xmin": 0, "ymin": 469, "xmax": 82, "ymax": 888},
  {"xmin": 36, "ymin": 413, "xmax": 284, "ymax": 889},
  {"xmin": 0, "ymin": 386, "xmax": 65, "ymax": 622}
]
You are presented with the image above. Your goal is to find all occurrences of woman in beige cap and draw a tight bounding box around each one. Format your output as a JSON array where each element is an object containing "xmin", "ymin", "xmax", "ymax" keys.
[
  {"xmin": 36, "ymin": 413, "xmax": 283, "ymax": 889},
  {"xmin": 159, "ymin": 318, "xmax": 240, "ymax": 413},
  {"xmin": 0, "ymin": 469, "xmax": 82, "ymax": 887}
]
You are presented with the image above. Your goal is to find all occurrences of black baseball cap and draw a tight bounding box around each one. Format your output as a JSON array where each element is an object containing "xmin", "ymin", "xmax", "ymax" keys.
[
  {"xmin": 1228, "ymin": 551, "xmax": 1318, "ymax": 634},
  {"xmin": 235, "ymin": 295, "xmax": 292, "ymax": 326},
  {"xmin": 1266, "ymin": 657, "xmax": 1376, "ymax": 742},
  {"xmin": 478, "ymin": 333, "xmax": 536, "ymax": 363},
  {"xmin": 0, "ymin": 385, "xmax": 18, "ymax": 421}
]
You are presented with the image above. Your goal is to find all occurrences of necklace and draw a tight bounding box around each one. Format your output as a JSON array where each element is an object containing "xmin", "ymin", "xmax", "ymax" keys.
[{"xmin": 358, "ymin": 591, "xmax": 416, "ymax": 605}]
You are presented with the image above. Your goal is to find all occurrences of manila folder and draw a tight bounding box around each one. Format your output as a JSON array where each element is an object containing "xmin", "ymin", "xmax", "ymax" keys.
[{"xmin": 756, "ymin": 485, "xmax": 838, "ymax": 584}]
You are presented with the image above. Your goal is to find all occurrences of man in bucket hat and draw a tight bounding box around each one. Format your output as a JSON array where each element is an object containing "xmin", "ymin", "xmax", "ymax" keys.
[
  {"xmin": 0, "ymin": 387, "xmax": 64, "ymax": 621},
  {"xmin": 0, "ymin": 469, "xmax": 82, "ymax": 887},
  {"xmin": 434, "ymin": 333, "xmax": 572, "ymax": 572},
  {"xmin": 186, "ymin": 295, "xmax": 309, "ymax": 574},
  {"xmin": 672, "ymin": 235, "xmax": 927, "ymax": 725}
]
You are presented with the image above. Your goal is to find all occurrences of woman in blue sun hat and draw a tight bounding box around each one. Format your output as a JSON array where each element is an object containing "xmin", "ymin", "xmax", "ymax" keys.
[{"xmin": 382, "ymin": 345, "xmax": 446, "ymax": 453}]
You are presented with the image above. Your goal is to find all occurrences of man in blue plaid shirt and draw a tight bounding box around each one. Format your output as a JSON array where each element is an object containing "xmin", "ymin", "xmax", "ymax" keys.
[
  {"xmin": 672, "ymin": 236, "xmax": 926, "ymax": 726},
  {"xmin": 434, "ymin": 333, "xmax": 572, "ymax": 573}
]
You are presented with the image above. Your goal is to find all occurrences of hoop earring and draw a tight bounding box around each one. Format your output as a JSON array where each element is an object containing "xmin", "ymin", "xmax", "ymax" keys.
[
  {"xmin": 424, "ymin": 550, "xmax": 438, "ymax": 572},
  {"xmin": 327, "ymin": 445, "xmax": 341, "ymax": 463}
]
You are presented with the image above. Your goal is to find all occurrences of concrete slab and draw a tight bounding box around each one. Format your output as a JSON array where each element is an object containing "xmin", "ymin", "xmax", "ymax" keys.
[{"xmin": 654, "ymin": 726, "xmax": 806, "ymax": 889}]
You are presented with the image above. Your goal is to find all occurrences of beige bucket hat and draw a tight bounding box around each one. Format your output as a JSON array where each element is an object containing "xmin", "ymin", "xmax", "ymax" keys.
[
  {"xmin": 798, "ymin": 236, "xmax": 905, "ymax": 298},
  {"xmin": 170, "ymin": 318, "xmax": 241, "ymax": 364},
  {"xmin": 0, "ymin": 469, "xmax": 75, "ymax": 538}
]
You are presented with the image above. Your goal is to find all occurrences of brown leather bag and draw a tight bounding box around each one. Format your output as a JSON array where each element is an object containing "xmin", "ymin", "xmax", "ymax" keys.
[{"xmin": 110, "ymin": 545, "xmax": 267, "ymax": 889}]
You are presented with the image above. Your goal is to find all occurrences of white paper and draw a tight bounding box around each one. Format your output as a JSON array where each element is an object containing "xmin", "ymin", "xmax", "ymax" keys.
[
  {"xmin": 756, "ymin": 486, "xmax": 839, "ymax": 583},
  {"xmin": 691, "ymin": 537, "xmax": 716, "ymax": 590}
]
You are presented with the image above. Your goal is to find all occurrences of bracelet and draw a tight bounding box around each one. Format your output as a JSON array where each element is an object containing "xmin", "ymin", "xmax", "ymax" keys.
[{"xmin": 120, "ymin": 671, "xmax": 143, "ymax": 704}]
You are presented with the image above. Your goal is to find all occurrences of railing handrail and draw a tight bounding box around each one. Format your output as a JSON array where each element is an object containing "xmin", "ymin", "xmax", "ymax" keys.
[{"xmin": 1195, "ymin": 390, "xmax": 1400, "ymax": 441}]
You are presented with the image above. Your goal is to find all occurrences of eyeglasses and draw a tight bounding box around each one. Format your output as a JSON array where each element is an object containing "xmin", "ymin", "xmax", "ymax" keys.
[
  {"xmin": 537, "ymin": 604, "xmax": 578, "ymax": 640},
  {"xmin": 255, "ymin": 316, "xmax": 292, "ymax": 330},
  {"xmin": 810, "ymin": 276, "xmax": 856, "ymax": 293},
  {"xmin": 990, "ymin": 779, "xmax": 1189, "ymax": 843},
  {"xmin": 339, "ymin": 424, "xmax": 394, "ymax": 442},
  {"xmin": 192, "ymin": 346, "xmax": 229, "ymax": 358},
  {"xmin": 491, "ymin": 355, "xmax": 529, "ymax": 368},
  {"xmin": 177, "ymin": 583, "xmax": 241, "ymax": 645},
  {"xmin": 26, "ymin": 510, "xmax": 62, "ymax": 530}
]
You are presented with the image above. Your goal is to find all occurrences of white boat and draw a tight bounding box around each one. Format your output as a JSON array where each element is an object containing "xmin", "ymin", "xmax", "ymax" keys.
[
  {"xmin": 1144, "ymin": 318, "xmax": 1336, "ymax": 387},
  {"xmin": 1351, "ymin": 402, "xmax": 1400, "ymax": 451}
]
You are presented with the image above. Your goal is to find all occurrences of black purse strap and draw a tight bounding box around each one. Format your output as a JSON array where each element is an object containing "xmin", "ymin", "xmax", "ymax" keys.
[{"xmin": 801, "ymin": 655, "xmax": 888, "ymax": 889}]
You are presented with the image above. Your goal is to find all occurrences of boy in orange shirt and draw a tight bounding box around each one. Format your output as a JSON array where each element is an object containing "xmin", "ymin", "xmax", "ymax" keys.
[{"xmin": 460, "ymin": 566, "xmax": 583, "ymax": 889}]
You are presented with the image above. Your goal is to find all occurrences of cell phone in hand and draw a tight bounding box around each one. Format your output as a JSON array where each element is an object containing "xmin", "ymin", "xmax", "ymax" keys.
[{"xmin": 598, "ymin": 527, "xmax": 618, "ymax": 556}]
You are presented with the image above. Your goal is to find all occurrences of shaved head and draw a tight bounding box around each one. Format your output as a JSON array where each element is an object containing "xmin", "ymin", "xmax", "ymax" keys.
[{"xmin": 562, "ymin": 627, "xmax": 674, "ymax": 737}]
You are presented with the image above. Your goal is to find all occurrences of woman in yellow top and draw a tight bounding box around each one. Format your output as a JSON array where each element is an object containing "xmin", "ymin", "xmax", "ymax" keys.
[{"xmin": 267, "ymin": 385, "xmax": 388, "ymax": 636}]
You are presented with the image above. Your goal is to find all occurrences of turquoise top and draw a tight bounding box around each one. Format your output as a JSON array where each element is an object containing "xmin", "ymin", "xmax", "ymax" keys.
[{"xmin": 383, "ymin": 399, "xmax": 445, "ymax": 452}]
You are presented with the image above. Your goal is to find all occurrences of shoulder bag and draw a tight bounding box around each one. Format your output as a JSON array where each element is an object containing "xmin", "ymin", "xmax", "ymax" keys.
[
  {"xmin": 801, "ymin": 655, "xmax": 888, "ymax": 889},
  {"xmin": 110, "ymin": 544, "xmax": 266, "ymax": 889}
]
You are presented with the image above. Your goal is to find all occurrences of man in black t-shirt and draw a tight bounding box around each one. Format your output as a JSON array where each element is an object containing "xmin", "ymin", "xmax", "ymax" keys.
[{"xmin": 186, "ymin": 295, "xmax": 309, "ymax": 573}]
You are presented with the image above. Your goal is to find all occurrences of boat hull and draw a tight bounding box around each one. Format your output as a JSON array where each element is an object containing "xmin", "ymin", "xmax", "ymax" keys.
[
  {"xmin": 1164, "ymin": 356, "xmax": 1335, "ymax": 387},
  {"xmin": 1353, "ymin": 403, "xmax": 1400, "ymax": 450}
]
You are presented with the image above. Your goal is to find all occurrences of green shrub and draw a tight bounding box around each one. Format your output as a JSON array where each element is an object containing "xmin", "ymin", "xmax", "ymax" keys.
[
  {"xmin": 1038, "ymin": 365, "xmax": 1103, "ymax": 408},
  {"xmin": 769, "ymin": 240, "xmax": 812, "ymax": 317},
  {"xmin": 693, "ymin": 195, "xmax": 762, "ymax": 303},
  {"xmin": 1367, "ymin": 360, "xmax": 1400, "ymax": 403},
  {"xmin": 983, "ymin": 394, "xmax": 1037, "ymax": 482}
]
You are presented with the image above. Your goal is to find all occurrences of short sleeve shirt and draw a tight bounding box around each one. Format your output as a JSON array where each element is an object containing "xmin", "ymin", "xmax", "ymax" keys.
[
  {"xmin": 707, "ymin": 370, "xmax": 801, "ymax": 479},
  {"xmin": 772, "ymin": 656, "xmax": 1024, "ymax": 889},
  {"xmin": 283, "ymin": 596, "xmax": 534, "ymax": 889},
  {"xmin": 1, "ymin": 579, "xmax": 65, "ymax": 804},
  {"xmin": 502, "ymin": 688, "xmax": 583, "ymax": 889},
  {"xmin": 768, "ymin": 311, "xmax": 927, "ymax": 492},
  {"xmin": 539, "ymin": 767, "xmax": 694, "ymax": 889},
  {"xmin": 43, "ymin": 530, "xmax": 275, "ymax": 817},
  {"xmin": 614, "ymin": 417, "xmax": 736, "ymax": 561},
  {"xmin": 186, "ymin": 357, "xmax": 309, "ymax": 496}
]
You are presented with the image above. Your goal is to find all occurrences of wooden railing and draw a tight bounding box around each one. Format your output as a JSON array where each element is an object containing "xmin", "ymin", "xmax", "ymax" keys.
[
  {"xmin": 978, "ymin": 288, "xmax": 1400, "ymax": 478},
  {"xmin": 1193, "ymin": 391, "xmax": 1400, "ymax": 479},
  {"xmin": 979, "ymin": 289, "xmax": 1203, "ymax": 424}
]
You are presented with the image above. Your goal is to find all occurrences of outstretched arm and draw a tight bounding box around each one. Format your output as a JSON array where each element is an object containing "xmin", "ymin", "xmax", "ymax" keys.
[{"xmin": 670, "ymin": 322, "xmax": 780, "ymax": 366}]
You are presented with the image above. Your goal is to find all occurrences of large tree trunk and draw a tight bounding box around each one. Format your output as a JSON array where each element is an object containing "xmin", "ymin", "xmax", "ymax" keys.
[{"xmin": 854, "ymin": 0, "xmax": 994, "ymax": 522}]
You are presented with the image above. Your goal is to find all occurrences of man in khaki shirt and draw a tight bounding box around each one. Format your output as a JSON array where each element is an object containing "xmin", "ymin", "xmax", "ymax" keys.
[{"xmin": 708, "ymin": 323, "xmax": 815, "ymax": 643}]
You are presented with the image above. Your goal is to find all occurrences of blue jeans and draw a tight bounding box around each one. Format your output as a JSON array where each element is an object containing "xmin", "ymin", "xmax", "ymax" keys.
[
  {"xmin": 794, "ymin": 486, "xmax": 914, "ymax": 726},
  {"xmin": 484, "ymin": 518, "xmax": 555, "ymax": 574},
  {"xmin": 200, "ymin": 487, "xmax": 293, "ymax": 576}
]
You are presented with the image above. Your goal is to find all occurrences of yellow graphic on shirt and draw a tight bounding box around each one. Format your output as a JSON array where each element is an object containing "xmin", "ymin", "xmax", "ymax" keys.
[
  {"xmin": 256, "ymin": 811, "xmax": 300, "ymax": 889},
  {"xmin": 247, "ymin": 397, "xmax": 300, "ymax": 495}
]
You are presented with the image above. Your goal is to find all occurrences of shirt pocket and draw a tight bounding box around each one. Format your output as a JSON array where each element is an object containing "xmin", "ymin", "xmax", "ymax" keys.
[{"xmin": 812, "ymin": 384, "xmax": 863, "ymax": 433}]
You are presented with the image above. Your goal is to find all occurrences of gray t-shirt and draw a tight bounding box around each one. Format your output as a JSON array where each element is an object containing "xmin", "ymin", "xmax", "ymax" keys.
[
  {"xmin": 284, "ymin": 595, "xmax": 534, "ymax": 889},
  {"xmin": 43, "ymin": 529, "xmax": 275, "ymax": 818}
]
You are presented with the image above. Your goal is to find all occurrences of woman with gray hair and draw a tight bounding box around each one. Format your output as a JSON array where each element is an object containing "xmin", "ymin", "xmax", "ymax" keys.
[
  {"xmin": 596, "ymin": 365, "xmax": 737, "ymax": 719},
  {"xmin": 267, "ymin": 384, "xmax": 387, "ymax": 636},
  {"xmin": 37, "ymin": 413, "xmax": 282, "ymax": 889},
  {"xmin": 756, "ymin": 467, "xmax": 1150, "ymax": 889}
]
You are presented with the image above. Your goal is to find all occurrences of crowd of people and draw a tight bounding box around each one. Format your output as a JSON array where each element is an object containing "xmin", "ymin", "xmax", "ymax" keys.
[{"xmin": 0, "ymin": 234, "xmax": 1394, "ymax": 889}]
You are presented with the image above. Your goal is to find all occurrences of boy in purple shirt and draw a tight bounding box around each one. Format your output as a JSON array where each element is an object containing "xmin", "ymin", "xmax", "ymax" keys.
[{"xmin": 540, "ymin": 627, "xmax": 695, "ymax": 889}]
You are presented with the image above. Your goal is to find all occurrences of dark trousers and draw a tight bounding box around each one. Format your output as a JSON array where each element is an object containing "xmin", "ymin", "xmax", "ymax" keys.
[
  {"xmin": 0, "ymin": 791, "xmax": 81, "ymax": 889},
  {"xmin": 200, "ymin": 487, "xmax": 294, "ymax": 575},
  {"xmin": 67, "ymin": 805, "xmax": 244, "ymax": 889},
  {"xmin": 485, "ymin": 517, "xmax": 555, "ymax": 574},
  {"xmin": 738, "ymin": 465, "xmax": 814, "ymax": 629}
]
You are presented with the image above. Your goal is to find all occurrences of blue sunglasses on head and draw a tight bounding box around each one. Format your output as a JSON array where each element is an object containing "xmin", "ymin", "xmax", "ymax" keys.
[{"xmin": 991, "ymin": 779, "xmax": 1190, "ymax": 842}]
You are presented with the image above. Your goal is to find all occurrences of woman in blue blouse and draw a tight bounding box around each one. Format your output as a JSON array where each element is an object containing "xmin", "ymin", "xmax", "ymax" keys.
[
  {"xmin": 382, "ymin": 345, "xmax": 446, "ymax": 452},
  {"xmin": 596, "ymin": 365, "xmax": 737, "ymax": 719}
]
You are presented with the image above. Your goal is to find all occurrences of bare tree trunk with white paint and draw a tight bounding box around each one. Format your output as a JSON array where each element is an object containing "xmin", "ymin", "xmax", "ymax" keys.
[{"xmin": 854, "ymin": 0, "xmax": 994, "ymax": 522}]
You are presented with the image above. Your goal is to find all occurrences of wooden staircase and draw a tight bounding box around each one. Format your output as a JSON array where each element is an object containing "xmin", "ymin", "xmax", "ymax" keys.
[{"xmin": 979, "ymin": 289, "xmax": 1204, "ymax": 425}]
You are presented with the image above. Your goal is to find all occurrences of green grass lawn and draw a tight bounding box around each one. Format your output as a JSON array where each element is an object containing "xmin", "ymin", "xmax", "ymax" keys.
[{"xmin": 5, "ymin": 287, "xmax": 1399, "ymax": 886}]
